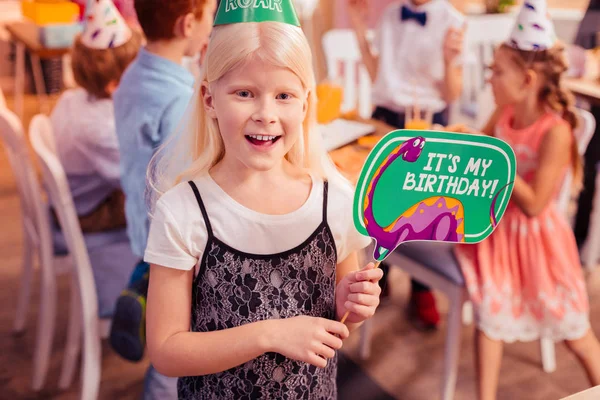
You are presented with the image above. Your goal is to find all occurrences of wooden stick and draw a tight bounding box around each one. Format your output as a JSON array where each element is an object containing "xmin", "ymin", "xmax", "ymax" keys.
[
  {"xmin": 339, "ymin": 260, "xmax": 382, "ymax": 324},
  {"xmin": 412, "ymin": 80, "xmax": 419, "ymax": 123},
  {"xmin": 425, "ymin": 108, "xmax": 433, "ymax": 127},
  {"xmin": 414, "ymin": 101, "xmax": 420, "ymax": 124}
]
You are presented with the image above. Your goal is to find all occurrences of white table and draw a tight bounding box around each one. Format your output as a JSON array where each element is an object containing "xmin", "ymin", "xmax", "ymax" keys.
[{"xmin": 319, "ymin": 118, "xmax": 376, "ymax": 151}]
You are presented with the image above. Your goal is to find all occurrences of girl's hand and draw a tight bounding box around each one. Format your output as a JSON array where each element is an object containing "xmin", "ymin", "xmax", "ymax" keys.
[
  {"xmin": 443, "ymin": 24, "xmax": 465, "ymax": 65},
  {"xmin": 268, "ymin": 316, "xmax": 349, "ymax": 368},
  {"xmin": 336, "ymin": 262, "xmax": 383, "ymax": 324}
]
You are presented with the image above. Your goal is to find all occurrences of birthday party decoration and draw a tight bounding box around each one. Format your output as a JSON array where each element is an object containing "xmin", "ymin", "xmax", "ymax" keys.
[
  {"xmin": 506, "ymin": 0, "xmax": 557, "ymax": 51},
  {"xmin": 353, "ymin": 130, "xmax": 517, "ymax": 262},
  {"xmin": 214, "ymin": 0, "xmax": 301, "ymax": 27},
  {"xmin": 80, "ymin": 0, "xmax": 131, "ymax": 49}
]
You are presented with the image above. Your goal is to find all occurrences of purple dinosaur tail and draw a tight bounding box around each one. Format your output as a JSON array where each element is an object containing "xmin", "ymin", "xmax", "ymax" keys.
[{"xmin": 489, "ymin": 182, "xmax": 513, "ymax": 228}]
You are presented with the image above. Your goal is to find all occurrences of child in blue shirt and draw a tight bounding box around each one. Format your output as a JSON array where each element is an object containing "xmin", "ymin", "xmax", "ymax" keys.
[{"xmin": 110, "ymin": 0, "xmax": 216, "ymax": 398}]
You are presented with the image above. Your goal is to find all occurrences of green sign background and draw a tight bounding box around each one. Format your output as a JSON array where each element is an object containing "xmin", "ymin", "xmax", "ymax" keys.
[{"xmin": 354, "ymin": 130, "xmax": 517, "ymax": 261}]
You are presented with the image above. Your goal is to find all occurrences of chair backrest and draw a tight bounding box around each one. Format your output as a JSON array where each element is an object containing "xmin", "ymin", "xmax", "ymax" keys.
[
  {"xmin": 0, "ymin": 106, "xmax": 51, "ymax": 250},
  {"xmin": 321, "ymin": 29, "xmax": 374, "ymax": 119},
  {"xmin": 463, "ymin": 13, "xmax": 515, "ymax": 88},
  {"xmin": 29, "ymin": 114, "xmax": 100, "ymax": 321},
  {"xmin": 573, "ymin": 108, "xmax": 596, "ymax": 156},
  {"xmin": 556, "ymin": 108, "xmax": 596, "ymax": 215},
  {"xmin": 452, "ymin": 13, "xmax": 515, "ymax": 126},
  {"xmin": 548, "ymin": 8, "xmax": 585, "ymax": 44}
]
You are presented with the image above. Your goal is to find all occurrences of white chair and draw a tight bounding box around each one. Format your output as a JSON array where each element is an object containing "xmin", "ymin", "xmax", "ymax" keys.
[
  {"xmin": 321, "ymin": 29, "xmax": 374, "ymax": 119},
  {"xmin": 573, "ymin": 110, "xmax": 600, "ymax": 269},
  {"xmin": 29, "ymin": 114, "xmax": 101, "ymax": 400},
  {"xmin": 450, "ymin": 13, "xmax": 514, "ymax": 127},
  {"xmin": 557, "ymin": 109, "xmax": 596, "ymax": 216},
  {"xmin": 0, "ymin": 105, "xmax": 67, "ymax": 391},
  {"xmin": 548, "ymin": 8, "xmax": 585, "ymax": 44},
  {"xmin": 358, "ymin": 108, "xmax": 595, "ymax": 399}
]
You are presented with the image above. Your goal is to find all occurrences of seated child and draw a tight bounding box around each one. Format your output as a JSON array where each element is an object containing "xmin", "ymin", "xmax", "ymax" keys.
[
  {"xmin": 50, "ymin": 0, "xmax": 142, "ymax": 317},
  {"xmin": 456, "ymin": 2, "xmax": 600, "ymax": 398}
]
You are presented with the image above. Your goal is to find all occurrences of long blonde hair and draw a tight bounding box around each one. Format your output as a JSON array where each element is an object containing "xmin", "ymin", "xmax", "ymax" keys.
[{"xmin": 147, "ymin": 22, "xmax": 348, "ymax": 212}]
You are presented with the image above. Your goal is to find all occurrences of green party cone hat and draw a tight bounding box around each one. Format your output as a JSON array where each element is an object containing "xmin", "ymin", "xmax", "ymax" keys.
[{"xmin": 214, "ymin": 0, "xmax": 300, "ymax": 27}]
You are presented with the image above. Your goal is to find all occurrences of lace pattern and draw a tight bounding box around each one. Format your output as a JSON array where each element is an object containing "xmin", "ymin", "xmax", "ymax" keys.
[
  {"xmin": 457, "ymin": 251, "xmax": 590, "ymax": 343},
  {"xmin": 178, "ymin": 223, "xmax": 339, "ymax": 400}
]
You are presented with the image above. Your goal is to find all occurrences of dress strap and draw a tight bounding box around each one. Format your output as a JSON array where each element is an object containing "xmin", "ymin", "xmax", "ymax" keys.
[
  {"xmin": 188, "ymin": 181, "xmax": 214, "ymax": 239},
  {"xmin": 322, "ymin": 181, "xmax": 329, "ymax": 223}
]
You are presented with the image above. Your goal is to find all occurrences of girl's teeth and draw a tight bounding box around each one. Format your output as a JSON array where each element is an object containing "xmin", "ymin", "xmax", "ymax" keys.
[{"xmin": 249, "ymin": 135, "xmax": 277, "ymax": 141}]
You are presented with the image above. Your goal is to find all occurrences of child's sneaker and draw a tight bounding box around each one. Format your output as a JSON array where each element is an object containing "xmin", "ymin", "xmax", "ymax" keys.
[
  {"xmin": 109, "ymin": 262, "xmax": 149, "ymax": 362},
  {"xmin": 407, "ymin": 290, "xmax": 440, "ymax": 331}
]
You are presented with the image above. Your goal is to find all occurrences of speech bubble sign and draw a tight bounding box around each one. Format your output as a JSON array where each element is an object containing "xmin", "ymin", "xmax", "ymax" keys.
[{"xmin": 353, "ymin": 130, "xmax": 517, "ymax": 262}]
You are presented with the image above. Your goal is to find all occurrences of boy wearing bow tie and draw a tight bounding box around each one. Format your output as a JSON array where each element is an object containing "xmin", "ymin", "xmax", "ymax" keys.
[{"xmin": 348, "ymin": 0, "xmax": 465, "ymax": 330}]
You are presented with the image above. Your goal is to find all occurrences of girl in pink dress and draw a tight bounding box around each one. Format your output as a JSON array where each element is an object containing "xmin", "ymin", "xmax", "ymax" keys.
[{"xmin": 454, "ymin": 1, "xmax": 600, "ymax": 399}]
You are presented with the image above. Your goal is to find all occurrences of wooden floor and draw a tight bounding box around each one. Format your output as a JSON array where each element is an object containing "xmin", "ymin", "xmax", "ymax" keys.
[{"xmin": 2, "ymin": 95, "xmax": 600, "ymax": 399}]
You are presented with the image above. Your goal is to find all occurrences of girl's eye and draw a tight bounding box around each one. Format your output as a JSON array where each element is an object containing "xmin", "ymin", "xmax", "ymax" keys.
[
  {"xmin": 277, "ymin": 93, "xmax": 292, "ymax": 100},
  {"xmin": 236, "ymin": 90, "xmax": 252, "ymax": 98}
]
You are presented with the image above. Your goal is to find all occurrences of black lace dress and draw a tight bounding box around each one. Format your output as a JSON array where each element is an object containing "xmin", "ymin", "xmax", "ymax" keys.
[{"xmin": 177, "ymin": 181, "xmax": 338, "ymax": 400}]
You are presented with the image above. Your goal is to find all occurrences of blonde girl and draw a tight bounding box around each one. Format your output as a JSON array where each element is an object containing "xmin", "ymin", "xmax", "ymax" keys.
[{"xmin": 142, "ymin": 4, "xmax": 382, "ymax": 398}]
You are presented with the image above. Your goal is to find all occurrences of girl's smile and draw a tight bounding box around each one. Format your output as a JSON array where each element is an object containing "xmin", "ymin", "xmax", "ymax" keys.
[
  {"xmin": 203, "ymin": 56, "xmax": 308, "ymax": 172},
  {"xmin": 245, "ymin": 133, "xmax": 282, "ymax": 149}
]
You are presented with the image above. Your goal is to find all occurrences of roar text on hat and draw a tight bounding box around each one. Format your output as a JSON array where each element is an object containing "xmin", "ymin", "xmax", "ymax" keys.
[{"xmin": 225, "ymin": 0, "xmax": 283, "ymax": 13}]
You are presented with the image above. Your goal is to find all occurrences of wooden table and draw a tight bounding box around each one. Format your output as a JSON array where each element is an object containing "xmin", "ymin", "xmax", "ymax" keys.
[
  {"xmin": 6, "ymin": 21, "xmax": 71, "ymax": 120},
  {"xmin": 564, "ymin": 78, "xmax": 600, "ymax": 106}
]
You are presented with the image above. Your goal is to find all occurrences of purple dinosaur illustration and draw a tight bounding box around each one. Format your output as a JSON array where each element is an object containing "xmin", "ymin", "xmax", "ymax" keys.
[
  {"xmin": 362, "ymin": 136, "xmax": 463, "ymax": 259},
  {"xmin": 362, "ymin": 136, "xmax": 510, "ymax": 260}
]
